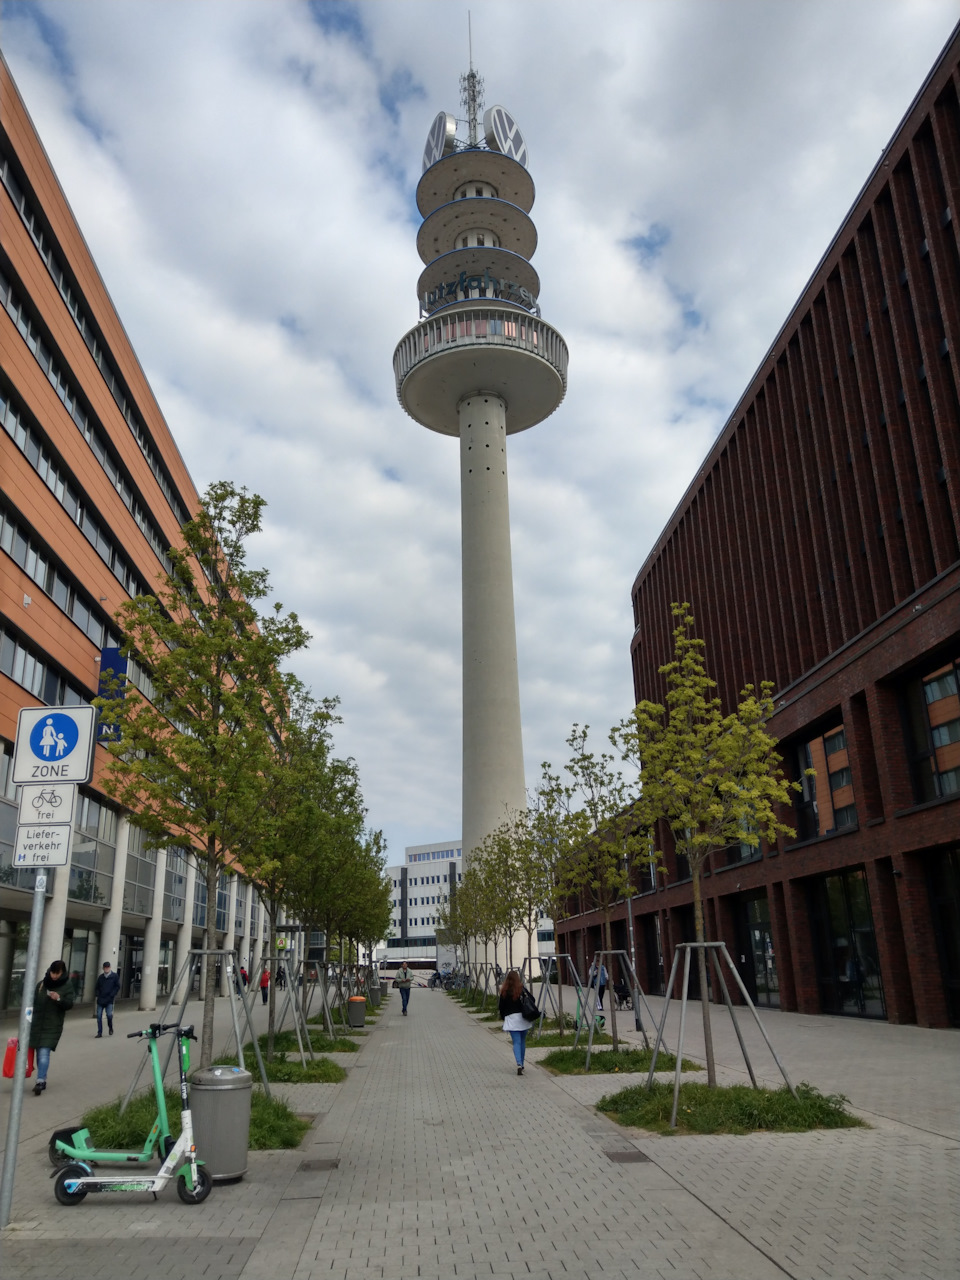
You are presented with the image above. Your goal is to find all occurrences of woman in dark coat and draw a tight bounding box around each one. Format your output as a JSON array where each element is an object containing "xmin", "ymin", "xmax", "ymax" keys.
[{"xmin": 28, "ymin": 960, "xmax": 74, "ymax": 1095}]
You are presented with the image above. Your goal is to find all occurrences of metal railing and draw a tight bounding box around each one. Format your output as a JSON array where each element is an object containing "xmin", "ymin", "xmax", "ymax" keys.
[{"xmin": 394, "ymin": 306, "xmax": 568, "ymax": 396}]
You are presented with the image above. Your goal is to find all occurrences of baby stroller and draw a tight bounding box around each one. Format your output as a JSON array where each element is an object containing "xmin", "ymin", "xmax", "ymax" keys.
[{"xmin": 613, "ymin": 979, "xmax": 632, "ymax": 1011}]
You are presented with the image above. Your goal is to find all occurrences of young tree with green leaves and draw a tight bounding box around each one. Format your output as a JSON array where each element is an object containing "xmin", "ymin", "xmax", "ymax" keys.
[
  {"xmin": 552, "ymin": 725, "xmax": 650, "ymax": 1050},
  {"xmin": 527, "ymin": 762, "xmax": 583, "ymax": 1038},
  {"xmin": 95, "ymin": 482, "xmax": 309, "ymax": 1066},
  {"xmin": 612, "ymin": 602, "xmax": 798, "ymax": 1085},
  {"xmin": 241, "ymin": 676, "xmax": 339, "ymax": 1057},
  {"xmin": 282, "ymin": 754, "xmax": 367, "ymax": 1027},
  {"xmin": 472, "ymin": 811, "xmax": 549, "ymax": 981},
  {"xmin": 437, "ymin": 870, "xmax": 477, "ymax": 974}
]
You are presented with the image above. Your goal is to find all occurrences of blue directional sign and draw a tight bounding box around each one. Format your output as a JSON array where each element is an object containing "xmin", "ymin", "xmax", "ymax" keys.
[{"xmin": 12, "ymin": 705, "xmax": 97, "ymax": 785}]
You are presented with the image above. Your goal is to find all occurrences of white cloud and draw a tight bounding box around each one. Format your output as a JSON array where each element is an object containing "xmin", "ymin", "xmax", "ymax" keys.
[{"xmin": 3, "ymin": 0, "xmax": 957, "ymax": 856}]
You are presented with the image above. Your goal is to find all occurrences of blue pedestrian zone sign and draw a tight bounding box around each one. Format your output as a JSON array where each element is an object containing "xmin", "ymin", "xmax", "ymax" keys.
[
  {"xmin": 12, "ymin": 705, "xmax": 97, "ymax": 785},
  {"xmin": 29, "ymin": 712, "xmax": 80, "ymax": 762}
]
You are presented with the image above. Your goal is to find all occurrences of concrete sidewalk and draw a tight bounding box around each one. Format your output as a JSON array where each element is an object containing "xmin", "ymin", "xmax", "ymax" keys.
[{"xmin": 1, "ymin": 984, "xmax": 958, "ymax": 1280}]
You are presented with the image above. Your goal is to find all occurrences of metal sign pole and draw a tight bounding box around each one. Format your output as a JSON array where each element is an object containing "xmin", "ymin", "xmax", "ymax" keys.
[
  {"xmin": 0, "ymin": 872, "xmax": 47, "ymax": 1229},
  {"xmin": 2, "ymin": 704, "xmax": 94, "ymax": 1229}
]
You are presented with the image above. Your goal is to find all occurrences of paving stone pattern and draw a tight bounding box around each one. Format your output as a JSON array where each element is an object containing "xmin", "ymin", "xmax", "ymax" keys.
[{"xmin": 1, "ymin": 988, "xmax": 958, "ymax": 1279}]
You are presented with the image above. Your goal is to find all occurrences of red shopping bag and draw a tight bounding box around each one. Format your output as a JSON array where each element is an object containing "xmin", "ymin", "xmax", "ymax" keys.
[{"xmin": 2, "ymin": 1037, "xmax": 34, "ymax": 1078}]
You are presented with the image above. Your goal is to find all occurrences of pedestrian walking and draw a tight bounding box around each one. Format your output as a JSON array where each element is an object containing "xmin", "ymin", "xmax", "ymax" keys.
[
  {"xmin": 259, "ymin": 968, "xmax": 270, "ymax": 1005},
  {"xmin": 395, "ymin": 961, "xmax": 413, "ymax": 1015},
  {"xmin": 276, "ymin": 963, "xmax": 286, "ymax": 991},
  {"xmin": 29, "ymin": 960, "xmax": 74, "ymax": 1095},
  {"xmin": 239, "ymin": 966, "xmax": 249, "ymax": 988},
  {"xmin": 94, "ymin": 960, "xmax": 120, "ymax": 1037},
  {"xmin": 498, "ymin": 969, "xmax": 534, "ymax": 1076},
  {"xmin": 588, "ymin": 958, "xmax": 608, "ymax": 1010}
]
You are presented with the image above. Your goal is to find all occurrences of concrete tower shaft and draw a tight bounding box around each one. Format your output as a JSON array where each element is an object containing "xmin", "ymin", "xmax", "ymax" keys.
[{"xmin": 459, "ymin": 393, "xmax": 526, "ymax": 854}]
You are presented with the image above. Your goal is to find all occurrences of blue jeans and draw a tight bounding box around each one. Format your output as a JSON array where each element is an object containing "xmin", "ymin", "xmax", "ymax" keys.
[
  {"xmin": 400, "ymin": 986, "xmax": 410, "ymax": 1012},
  {"xmin": 36, "ymin": 1047, "xmax": 51, "ymax": 1082},
  {"xmin": 97, "ymin": 1002, "xmax": 114, "ymax": 1034},
  {"xmin": 509, "ymin": 1030, "xmax": 527, "ymax": 1066}
]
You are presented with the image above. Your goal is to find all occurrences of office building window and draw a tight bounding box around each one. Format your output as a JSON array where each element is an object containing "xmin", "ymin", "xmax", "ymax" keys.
[
  {"xmin": 0, "ymin": 382, "xmax": 153, "ymax": 600},
  {"xmin": 193, "ymin": 878, "xmax": 207, "ymax": 928},
  {"xmin": 0, "ymin": 153, "xmax": 190, "ymax": 526},
  {"xmin": 0, "ymin": 504, "xmax": 120, "ymax": 647},
  {"xmin": 902, "ymin": 658, "xmax": 960, "ymax": 803},
  {"xmin": 123, "ymin": 825, "xmax": 156, "ymax": 916},
  {"xmin": 69, "ymin": 793, "xmax": 117, "ymax": 906},
  {"xmin": 0, "ymin": 273, "xmax": 176, "ymax": 572},
  {"xmin": 0, "ymin": 619, "xmax": 91, "ymax": 706},
  {"xmin": 163, "ymin": 847, "xmax": 188, "ymax": 924},
  {"xmin": 215, "ymin": 872, "xmax": 230, "ymax": 932},
  {"xmin": 793, "ymin": 722, "xmax": 857, "ymax": 840}
]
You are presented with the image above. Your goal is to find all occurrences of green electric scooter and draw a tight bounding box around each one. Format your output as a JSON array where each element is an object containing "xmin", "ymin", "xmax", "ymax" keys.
[{"xmin": 49, "ymin": 1022, "xmax": 210, "ymax": 1205}]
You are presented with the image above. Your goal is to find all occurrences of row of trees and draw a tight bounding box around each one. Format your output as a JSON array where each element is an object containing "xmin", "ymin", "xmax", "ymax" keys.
[
  {"xmin": 440, "ymin": 603, "xmax": 798, "ymax": 1080},
  {"xmin": 96, "ymin": 482, "xmax": 390, "ymax": 1065}
]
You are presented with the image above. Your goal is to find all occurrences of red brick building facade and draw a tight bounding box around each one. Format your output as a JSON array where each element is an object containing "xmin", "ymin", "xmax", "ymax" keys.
[{"xmin": 557, "ymin": 24, "xmax": 960, "ymax": 1027}]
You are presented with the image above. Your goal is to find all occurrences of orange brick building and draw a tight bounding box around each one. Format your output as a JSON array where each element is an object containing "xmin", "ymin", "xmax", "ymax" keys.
[{"xmin": 0, "ymin": 54, "xmax": 270, "ymax": 1010}]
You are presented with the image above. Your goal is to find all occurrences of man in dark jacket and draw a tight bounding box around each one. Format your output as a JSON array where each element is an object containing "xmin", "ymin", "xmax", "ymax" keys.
[
  {"xmin": 94, "ymin": 960, "xmax": 121, "ymax": 1038},
  {"xmin": 395, "ymin": 962, "xmax": 413, "ymax": 1015},
  {"xmin": 29, "ymin": 960, "xmax": 74, "ymax": 1095}
]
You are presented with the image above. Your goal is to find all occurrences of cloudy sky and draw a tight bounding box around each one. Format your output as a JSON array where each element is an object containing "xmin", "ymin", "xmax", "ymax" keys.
[{"xmin": 3, "ymin": 0, "xmax": 957, "ymax": 860}]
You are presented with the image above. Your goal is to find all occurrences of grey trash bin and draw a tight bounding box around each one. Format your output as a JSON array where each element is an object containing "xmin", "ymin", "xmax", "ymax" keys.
[
  {"xmin": 189, "ymin": 1065, "xmax": 252, "ymax": 1182},
  {"xmin": 348, "ymin": 995, "xmax": 367, "ymax": 1028},
  {"xmin": 368, "ymin": 986, "xmax": 381, "ymax": 1008}
]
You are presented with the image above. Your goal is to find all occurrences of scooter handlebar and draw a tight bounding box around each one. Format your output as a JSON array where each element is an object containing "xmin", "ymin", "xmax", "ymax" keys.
[{"xmin": 127, "ymin": 1023, "xmax": 191, "ymax": 1039}]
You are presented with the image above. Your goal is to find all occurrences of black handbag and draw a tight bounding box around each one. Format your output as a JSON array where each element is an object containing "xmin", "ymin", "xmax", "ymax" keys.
[{"xmin": 520, "ymin": 989, "xmax": 539, "ymax": 1022}]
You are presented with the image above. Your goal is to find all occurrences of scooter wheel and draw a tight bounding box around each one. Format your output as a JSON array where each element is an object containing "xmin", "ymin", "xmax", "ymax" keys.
[
  {"xmin": 161, "ymin": 1134, "xmax": 177, "ymax": 1161},
  {"xmin": 177, "ymin": 1165, "xmax": 212, "ymax": 1204},
  {"xmin": 48, "ymin": 1130, "xmax": 74, "ymax": 1167},
  {"xmin": 54, "ymin": 1164, "xmax": 88, "ymax": 1205}
]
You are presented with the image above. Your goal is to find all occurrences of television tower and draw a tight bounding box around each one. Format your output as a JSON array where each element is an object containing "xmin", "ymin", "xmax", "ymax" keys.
[{"xmin": 393, "ymin": 67, "xmax": 568, "ymax": 867}]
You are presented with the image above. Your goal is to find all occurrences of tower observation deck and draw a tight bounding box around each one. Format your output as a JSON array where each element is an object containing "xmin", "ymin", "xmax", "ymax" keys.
[{"xmin": 394, "ymin": 71, "xmax": 568, "ymax": 874}]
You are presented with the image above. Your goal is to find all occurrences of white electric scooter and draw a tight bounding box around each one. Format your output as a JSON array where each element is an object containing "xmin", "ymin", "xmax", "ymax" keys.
[{"xmin": 51, "ymin": 1023, "xmax": 211, "ymax": 1206}]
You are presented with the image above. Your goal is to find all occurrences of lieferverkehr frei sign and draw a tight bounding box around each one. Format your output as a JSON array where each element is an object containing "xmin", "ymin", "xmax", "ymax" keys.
[
  {"xmin": 11, "ymin": 706, "xmax": 97, "ymax": 785},
  {"xmin": 13, "ymin": 823, "xmax": 73, "ymax": 867}
]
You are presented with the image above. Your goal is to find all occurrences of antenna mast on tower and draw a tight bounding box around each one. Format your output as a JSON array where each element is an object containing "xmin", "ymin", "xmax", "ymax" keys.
[{"xmin": 460, "ymin": 12, "xmax": 483, "ymax": 146}]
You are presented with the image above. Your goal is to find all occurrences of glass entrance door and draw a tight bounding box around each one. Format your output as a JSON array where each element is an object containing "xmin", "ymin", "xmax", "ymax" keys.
[
  {"xmin": 737, "ymin": 894, "xmax": 780, "ymax": 1007},
  {"xmin": 928, "ymin": 847, "xmax": 960, "ymax": 1027},
  {"xmin": 809, "ymin": 867, "xmax": 886, "ymax": 1017}
]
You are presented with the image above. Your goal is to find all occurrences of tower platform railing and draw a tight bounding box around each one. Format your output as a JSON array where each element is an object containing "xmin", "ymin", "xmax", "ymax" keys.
[{"xmin": 394, "ymin": 305, "xmax": 568, "ymax": 397}]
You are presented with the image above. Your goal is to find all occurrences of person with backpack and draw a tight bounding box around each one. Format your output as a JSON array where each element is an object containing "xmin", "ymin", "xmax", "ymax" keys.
[
  {"xmin": 498, "ymin": 970, "xmax": 535, "ymax": 1076},
  {"xmin": 588, "ymin": 959, "xmax": 608, "ymax": 1011},
  {"xmin": 94, "ymin": 960, "xmax": 121, "ymax": 1037}
]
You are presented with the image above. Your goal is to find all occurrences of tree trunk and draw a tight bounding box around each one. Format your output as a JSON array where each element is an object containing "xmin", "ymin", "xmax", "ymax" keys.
[
  {"xmin": 266, "ymin": 916, "xmax": 277, "ymax": 1061},
  {"xmin": 691, "ymin": 861, "xmax": 717, "ymax": 1086},
  {"xmin": 556, "ymin": 953, "xmax": 566, "ymax": 1040},
  {"xmin": 200, "ymin": 840, "xmax": 219, "ymax": 1068}
]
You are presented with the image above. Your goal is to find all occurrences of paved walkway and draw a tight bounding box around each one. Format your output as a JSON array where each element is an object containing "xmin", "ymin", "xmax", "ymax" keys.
[{"xmin": 1, "ymin": 985, "xmax": 958, "ymax": 1280}]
